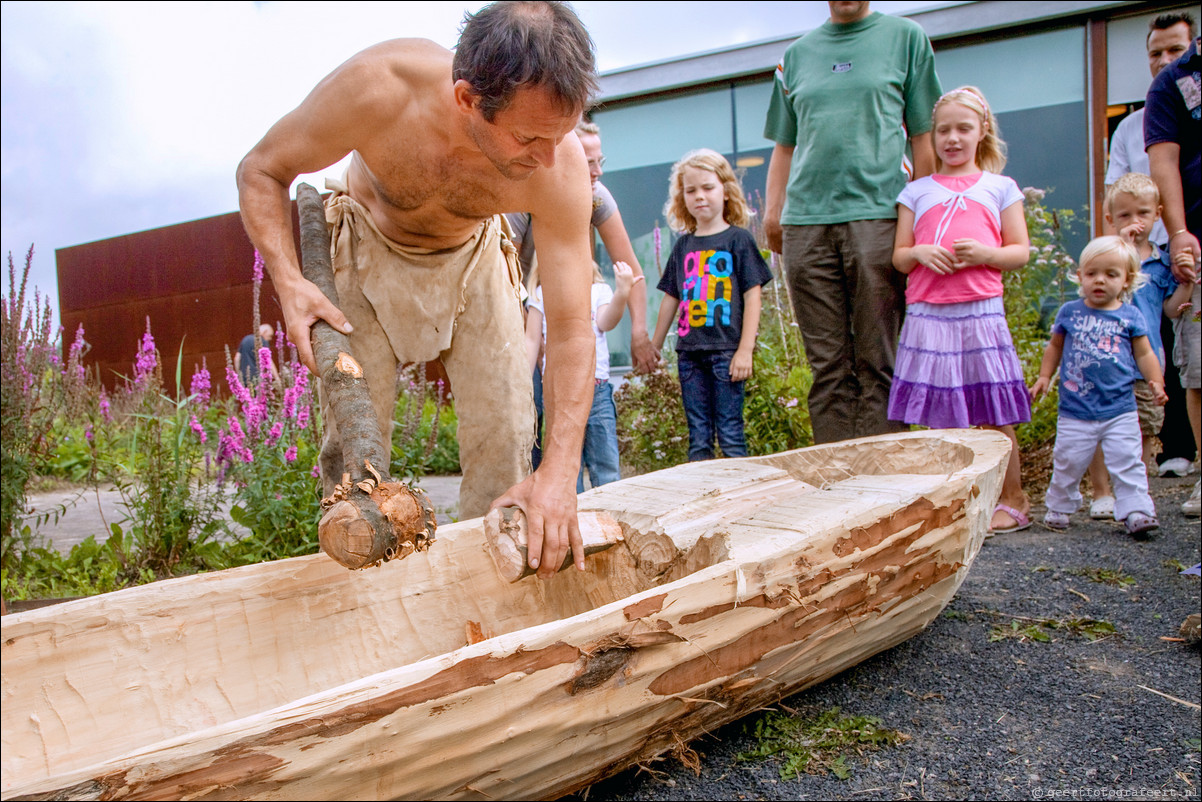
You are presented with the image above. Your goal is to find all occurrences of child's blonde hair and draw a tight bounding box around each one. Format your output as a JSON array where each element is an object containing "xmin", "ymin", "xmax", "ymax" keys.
[
  {"xmin": 1104, "ymin": 172, "xmax": 1160, "ymax": 215},
  {"xmin": 1073, "ymin": 235, "xmax": 1147, "ymax": 301},
  {"xmin": 663, "ymin": 148, "xmax": 750, "ymax": 233},
  {"xmin": 932, "ymin": 86, "xmax": 1007, "ymax": 174}
]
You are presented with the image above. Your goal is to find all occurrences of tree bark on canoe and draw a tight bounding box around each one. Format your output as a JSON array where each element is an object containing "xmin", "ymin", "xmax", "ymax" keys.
[{"xmin": 295, "ymin": 182, "xmax": 437, "ymax": 569}]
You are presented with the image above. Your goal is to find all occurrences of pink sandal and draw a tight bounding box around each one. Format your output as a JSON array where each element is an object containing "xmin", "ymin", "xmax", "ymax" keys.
[{"xmin": 990, "ymin": 503, "xmax": 1031, "ymax": 534}]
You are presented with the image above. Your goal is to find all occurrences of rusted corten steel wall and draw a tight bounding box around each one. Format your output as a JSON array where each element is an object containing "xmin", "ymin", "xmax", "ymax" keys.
[{"xmin": 56, "ymin": 209, "xmax": 290, "ymax": 395}]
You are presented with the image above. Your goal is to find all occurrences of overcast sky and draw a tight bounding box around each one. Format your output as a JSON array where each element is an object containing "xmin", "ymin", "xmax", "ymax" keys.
[{"xmin": 1, "ymin": 0, "xmax": 949, "ymax": 326}]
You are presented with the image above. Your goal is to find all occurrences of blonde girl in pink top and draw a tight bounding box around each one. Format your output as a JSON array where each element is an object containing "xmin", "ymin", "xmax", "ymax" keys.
[{"xmin": 890, "ymin": 85, "xmax": 1034, "ymax": 534}]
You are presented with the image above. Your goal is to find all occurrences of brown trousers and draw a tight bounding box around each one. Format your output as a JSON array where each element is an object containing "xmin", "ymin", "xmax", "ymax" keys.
[
  {"xmin": 320, "ymin": 186, "xmax": 534, "ymax": 519},
  {"xmin": 781, "ymin": 220, "xmax": 909, "ymax": 445}
]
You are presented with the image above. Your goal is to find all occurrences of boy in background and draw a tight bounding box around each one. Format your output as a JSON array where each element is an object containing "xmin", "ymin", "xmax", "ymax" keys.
[{"xmin": 1106, "ymin": 173, "xmax": 1195, "ymax": 473}]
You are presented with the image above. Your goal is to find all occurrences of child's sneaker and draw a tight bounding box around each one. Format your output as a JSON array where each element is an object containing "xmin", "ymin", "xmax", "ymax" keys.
[
  {"xmin": 1089, "ymin": 496, "xmax": 1115, "ymax": 519},
  {"xmin": 1043, "ymin": 511, "xmax": 1071, "ymax": 531},
  {"xmin": 1124, "ymin": 511, "xmax": 1159, "ymax": 540},
  {"xmin": 1158, "ymin": 458, "xmax": 1194, "ymax": 477},
  {"xmin": 1183, "ymin": 481, "xmax": 1201, "ymax": 518}
]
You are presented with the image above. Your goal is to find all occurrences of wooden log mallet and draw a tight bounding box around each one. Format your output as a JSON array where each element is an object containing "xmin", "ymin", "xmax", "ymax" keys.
[
  {"xmin": 295, "ymin": 182, "xmax": 438, "ymax": 570},
  {"xmin": 483, "ymin": 507, "xmax": 625, "ymax": 582}
]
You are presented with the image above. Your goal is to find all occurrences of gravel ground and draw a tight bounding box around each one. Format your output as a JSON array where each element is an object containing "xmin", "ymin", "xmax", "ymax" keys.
[{"xmin": 573, "ymin": 474, "xmax": 1202, "ymax": 802}]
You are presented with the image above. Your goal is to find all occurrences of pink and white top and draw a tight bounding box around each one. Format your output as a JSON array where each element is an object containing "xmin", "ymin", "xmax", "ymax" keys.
[{"xmin": 896, "ymin": 171, "xmax": 1024, "ymax": 305}]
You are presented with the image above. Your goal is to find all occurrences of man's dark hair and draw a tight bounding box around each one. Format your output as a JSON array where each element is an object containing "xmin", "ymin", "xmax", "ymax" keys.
[
  {"xmin": 453, "ymin": 1, "xmax": 598, "ymax": 122},
  {"xmin": 1148, "ymin": 11, "xmax": 1197, "ymax": 43}
]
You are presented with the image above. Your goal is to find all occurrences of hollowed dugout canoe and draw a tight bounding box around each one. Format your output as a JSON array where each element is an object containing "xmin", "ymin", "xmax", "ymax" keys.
[{"xmin": 1, "ymin": 429, "xmax": 1010, "ymax": 801}]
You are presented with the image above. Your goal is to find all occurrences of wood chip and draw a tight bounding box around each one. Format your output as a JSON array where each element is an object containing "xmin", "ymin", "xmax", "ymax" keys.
[{"xmin": 1138, "ymin": 684, "xmax": 1200, "ymax": 710}]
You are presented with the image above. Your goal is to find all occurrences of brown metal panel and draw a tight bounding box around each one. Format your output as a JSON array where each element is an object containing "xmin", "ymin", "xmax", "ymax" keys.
[{"xmin": 56, "ymin": 202, "xmax": 302, "ymax": 394}]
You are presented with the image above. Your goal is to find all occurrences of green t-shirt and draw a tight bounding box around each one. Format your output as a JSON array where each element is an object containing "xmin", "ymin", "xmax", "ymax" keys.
[{"xmin": 763, "ymin": 12, "xmax": 942, "ymax": 225}]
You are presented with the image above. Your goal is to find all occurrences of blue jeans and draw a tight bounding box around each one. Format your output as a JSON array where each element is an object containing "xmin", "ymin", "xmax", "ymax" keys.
[
  {"xmin": 578, "ymin": 380, "xmax": 621, "ymax": 492},
  {"xmin": 531, "ymin": 366, "xmax": 544, "ymax": 470},
  {"xmin": 677, "ymin": 350, "xmax": 747, "ymax": 461}
]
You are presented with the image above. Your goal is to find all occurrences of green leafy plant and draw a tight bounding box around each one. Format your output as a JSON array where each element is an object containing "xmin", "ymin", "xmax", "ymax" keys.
[
  {"xmin": 2, "ymin": 535, "xmax": 129, "ymax": 600},
  {"xmin": 613, "ymin": 363, "xmax": 689, "ymax": 474},
  {"xmin": 990, "ymin": 619, "xmax": 1054, "ymax": 643},
  {"xmin": 738, "ymin": 706, "xmax": 909, "ymax": 781},
  {"xmin": 391, "ymin": 364, "xmax": 460, "ymax": 480},
  {"xmin": 95, "ymin": 331, "xmax": 230, "ymax": 581},
  {"xmin": 1072, "ymin": 567, "xmax": 1135, "ymax": 587},
  {"xmin": 745, "ymin": 254, "xmax": 814, "ymax": 455},
  {"xmin": 1009, "ymin": 189, "xmax": 1082, "ymax": 489},
  {"xmin": 989, "ymin": 615, "xmax": 1117, "ymax": 643}
]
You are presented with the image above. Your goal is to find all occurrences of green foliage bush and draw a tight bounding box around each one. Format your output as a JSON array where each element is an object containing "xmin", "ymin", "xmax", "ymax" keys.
[
  {"xmin": 1008, "ymin": 188, "xmax": 1080, "ymax": 457},
  {"xmin": 217, "ymin": 341, "xmax": 325, "ymax": 563},
  {"xmin": 745, "ymin": 272, "xmax": 813, "ymax": 456},
  {"xmin": 614, "ymin": 362, "xmax": 689, "ymax": 474}
]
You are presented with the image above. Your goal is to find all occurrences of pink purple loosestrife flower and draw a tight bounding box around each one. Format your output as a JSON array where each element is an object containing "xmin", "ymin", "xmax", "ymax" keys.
[
  {"xmin": 218, "ymin": 416, "xmax": 254, "ymax": 464},
  {"xmin": 216, "ymin": 336, "xmax": 316, "ymax": 483},
  {"xmin": 189, "ymin": 415, "xmax": 207, "ymax": 444},
  {"xmin": 189, "ymin": 362, "xmax": 211, "ymax": 408},
  {"xmin": 98, "ymin": 388, "xmax": 112, "ymax": 422},
  {"xmin": 282, "ymin": 364, "xmax": 309, "ymax": 421},
  {"xmin": 134, "ymin": 317, "xmax": 157, "ymax": 385},
  {"xmin": 65, "ymin": 324, "xmax": 86, "ymax": 384}
]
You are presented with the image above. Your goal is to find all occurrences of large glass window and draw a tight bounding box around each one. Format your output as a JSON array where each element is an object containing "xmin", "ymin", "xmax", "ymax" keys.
[
  {"xmin": 935, "ymin": 28, "xmax": 1084, "ymax": 114},
  {"xmin": 733, "ymin": 80, "xmax": 775, "ymax": 156},
  {"xmin": 934, "ymin": 28, "xmax": 1089, "ymax": 254},
  {"xmin": 595, "ymin": 87, "xmax": 732, "ymax": 173},
  {"xmin": 1107, "ymin": 6, "xmax": 1196, "ymax": 105}
]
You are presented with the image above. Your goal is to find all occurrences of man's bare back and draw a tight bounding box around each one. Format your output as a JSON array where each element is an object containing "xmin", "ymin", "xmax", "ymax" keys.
[{"xmin": 236, "ymin": 8, "xmax": 600, "ymax": 580}]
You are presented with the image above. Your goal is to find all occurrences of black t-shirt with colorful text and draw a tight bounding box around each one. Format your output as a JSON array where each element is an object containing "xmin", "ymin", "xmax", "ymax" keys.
[{"xmin": 656, "ymin": 225, "xmax": 773, "ymax": 352}]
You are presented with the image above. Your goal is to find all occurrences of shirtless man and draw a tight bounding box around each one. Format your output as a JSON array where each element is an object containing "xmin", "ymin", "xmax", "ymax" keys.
[{"xmin": 236, "ymin": 1, "xmax": 598, "ymax": 578}]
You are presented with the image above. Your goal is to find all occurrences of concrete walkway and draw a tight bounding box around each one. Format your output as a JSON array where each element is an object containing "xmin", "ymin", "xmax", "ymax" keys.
[{"xmin": 19, "ymin": 475, "xmax": 463, "ymax": 554}]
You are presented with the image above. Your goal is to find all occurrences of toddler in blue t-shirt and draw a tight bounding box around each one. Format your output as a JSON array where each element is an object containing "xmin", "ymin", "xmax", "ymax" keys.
[{"xmin": 1031, "ymin": 236, "xmax": 1168, "ymax": 537}]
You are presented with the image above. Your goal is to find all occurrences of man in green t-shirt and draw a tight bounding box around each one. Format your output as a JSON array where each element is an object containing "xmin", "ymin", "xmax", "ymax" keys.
[{"xmin": 763, "ymin": 1, "xmax": 941, "ymax": 444}]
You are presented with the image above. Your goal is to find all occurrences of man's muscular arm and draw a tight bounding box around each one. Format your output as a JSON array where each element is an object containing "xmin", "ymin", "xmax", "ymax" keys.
[
  {"xmin": 1149, "ymin": 141, "xmax": 1200, "ymax": 283},
  {"xmin": 492, "ymin": 143, "xmax": 595, "ymax": 580},
  {"xmin": 236, "ymin": 46, "xmax": 415, "ymax": 369}
]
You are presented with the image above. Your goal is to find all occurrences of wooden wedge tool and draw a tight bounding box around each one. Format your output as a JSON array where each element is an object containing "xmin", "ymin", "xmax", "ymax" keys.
[{"xmin": 483, "ymin": 507, "xmax": 624, "ymax": 582}]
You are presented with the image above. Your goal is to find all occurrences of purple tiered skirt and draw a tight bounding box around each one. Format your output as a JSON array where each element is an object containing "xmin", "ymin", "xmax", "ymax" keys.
[{"xmin": 888, "ymin": 297, "xmax": 1032, "ymax": 429}]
